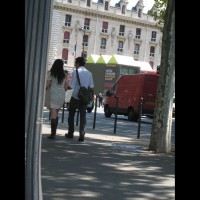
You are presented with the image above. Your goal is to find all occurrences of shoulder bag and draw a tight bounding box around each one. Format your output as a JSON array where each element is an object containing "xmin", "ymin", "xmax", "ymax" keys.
[{"xmin": 76, "ymin": 69, "xmax": 93, "ymax": 105}]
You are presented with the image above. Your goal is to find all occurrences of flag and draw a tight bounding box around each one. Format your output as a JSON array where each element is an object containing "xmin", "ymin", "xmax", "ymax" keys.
[{"xmin": 72, "ymin": 44, "xmax": 76, "ymax": 57}]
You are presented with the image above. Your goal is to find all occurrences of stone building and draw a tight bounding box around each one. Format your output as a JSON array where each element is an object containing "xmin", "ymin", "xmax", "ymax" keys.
[{"xmin": 47, "ymin": 0, "xmax": 163, "ymax": 71}]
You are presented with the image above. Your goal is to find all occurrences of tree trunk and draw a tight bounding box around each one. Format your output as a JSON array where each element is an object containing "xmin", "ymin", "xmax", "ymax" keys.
[{"xmin": 149, "ymin": 0, "xmax": 175, "ymax": 153}]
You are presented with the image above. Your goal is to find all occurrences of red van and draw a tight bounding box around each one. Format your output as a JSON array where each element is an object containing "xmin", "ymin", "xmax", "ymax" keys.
[{"xmin": 104, "ymin": 74, "xmax": 159, "ymax": 121}]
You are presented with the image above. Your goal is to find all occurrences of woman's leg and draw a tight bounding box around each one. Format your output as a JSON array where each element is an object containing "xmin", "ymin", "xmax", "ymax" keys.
[
  {"xmin": 56, "ymin": 109, "xmax": 59, "ymax": 127},
  {"xmin": 47, "ymin": 108, "xmax": 57, "ymax": 139}
]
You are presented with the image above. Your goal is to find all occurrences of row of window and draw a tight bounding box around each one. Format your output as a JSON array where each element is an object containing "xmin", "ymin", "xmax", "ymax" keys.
[
  {"xmin": 63, "ymin": 31, "xmax": 156, "ymax": 56},
  {"xmin": 117, "ymin": 41, "xmax": 155, "ymax": 56},
  {"xmin": 66, "ymin": 0, "xmax": 109, "ymax": 10},
  {"xmin": 62, "ymin": 45, "xmax": 155, "ymax": 62},
  {"xmin": 62, "ymin": 47, "xmax": 155, "ymax": 68},
  {"xmin": 66, "ymin": 0, "xmax": 144, "ymax": 17},
  {"xmin": 65, "ymin": 15, "xmax": 157, "ymax": 42}
]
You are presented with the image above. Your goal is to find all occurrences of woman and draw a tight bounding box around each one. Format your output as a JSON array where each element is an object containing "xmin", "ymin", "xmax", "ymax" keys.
[{"xmin": 46, "ymin": 59, "xmax": 68, "ymax": 139}]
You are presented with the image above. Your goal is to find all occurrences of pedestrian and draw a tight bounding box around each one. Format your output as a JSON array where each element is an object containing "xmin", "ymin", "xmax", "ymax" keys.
[
  {"xmin": 46, "ymin": 59, "xmax": 68, "ymax": 139},
  {"xmin": 98, "ymin": 93, "xmax": 103, "ymax": 108},
  {"xmin": 65, "ymin": 56, "xmax": 94, "ymax": 142}
]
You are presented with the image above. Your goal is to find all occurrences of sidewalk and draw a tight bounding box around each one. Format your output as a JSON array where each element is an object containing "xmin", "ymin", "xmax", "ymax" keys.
[{"xmin": 41, "ymin": 122, "xmax": 175, "ymax": 200}]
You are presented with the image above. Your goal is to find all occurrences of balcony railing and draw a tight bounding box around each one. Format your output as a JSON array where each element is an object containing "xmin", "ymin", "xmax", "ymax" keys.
[
  {"xmin": 102, "ymin": 29, "xmax": 108, "ymax": 33},
  {"xmin": 117, "ymin": 48, "xmax": 123, "ymax": 52},
  {"xmin": 135, "ymin": 35, "xmax": 141, "ymax": 39},
  {"xmin": 100, "ymin": 45, "xmax": 106, "ymax": 49},
  {"xmin": 134, "ymin": 50, "xmax": 139, "ymax": 54},
  {"xmin": 63, "ymin": 39, "xmax": 69, "ymax": 44},
  {"xmin": 150, "ymin": 53, "xmax": 155, "ymax": 57},
  {"xmin": 65, "ymin": 22, "xmax": 71, "ymax": 27},
  {"xmin": 84, "ymin": 25, "xmax": 90, "ymax": 30}
]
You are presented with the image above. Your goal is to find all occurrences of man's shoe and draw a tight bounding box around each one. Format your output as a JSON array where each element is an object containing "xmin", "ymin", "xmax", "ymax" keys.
[
  {"xmin": 47, "ymin": 134, "xmax": 55, "ymax": 139},
  {"xmin": 65, "ymin": 133, "xmax": 74, "ymax": 139},
  {"xmin": 78, "ymin": 135, "xmax": 84, "ymax": 142}
]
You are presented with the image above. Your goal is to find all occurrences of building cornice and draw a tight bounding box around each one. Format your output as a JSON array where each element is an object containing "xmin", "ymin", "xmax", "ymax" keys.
[{"xmin": 54, "ymin": 3, "xmax": 162, "ymax": 31}]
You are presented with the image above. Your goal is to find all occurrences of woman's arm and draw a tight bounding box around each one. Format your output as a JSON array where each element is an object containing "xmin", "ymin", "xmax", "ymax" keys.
[
  {"xmin": 64, "ymin": 81, "xmax": 68, "ymax": 91},
  {"xmin": 46, "ymin": 80, "xmax": 51, "ymax": 90},
  {"xmin": 46, "ymin": 71, "xmax": 51, "ymax": 90}
]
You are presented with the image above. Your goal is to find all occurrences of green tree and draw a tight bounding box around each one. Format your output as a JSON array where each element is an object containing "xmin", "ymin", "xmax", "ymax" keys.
[
  {"xmin": 148, "ymin": 0, "xmax": 168, "ymax": 25},
  {"xmin": 149, "ymin": 0, "xmax": 175, "ymax": 153}
]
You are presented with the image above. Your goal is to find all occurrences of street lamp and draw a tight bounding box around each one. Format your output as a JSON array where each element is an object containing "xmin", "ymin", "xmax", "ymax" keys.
[{"xmin": 79, "ymin": 27, "xmax": 86, "ymax": 58}]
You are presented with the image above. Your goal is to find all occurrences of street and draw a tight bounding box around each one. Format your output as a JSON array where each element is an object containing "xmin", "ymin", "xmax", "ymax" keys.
[{"xmin": 42, "ymin": 106, "xmax": 175, "ymax": 145}]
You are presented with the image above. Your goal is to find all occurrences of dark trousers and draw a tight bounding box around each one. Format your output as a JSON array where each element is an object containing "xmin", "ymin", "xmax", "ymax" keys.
[
  {"xmin": 68, "ymin": 97, "xmax": 87, "ymax": 135},
  {"xmin": 99, "ymin": 100, "xmax": 103, "ymax": 107}
]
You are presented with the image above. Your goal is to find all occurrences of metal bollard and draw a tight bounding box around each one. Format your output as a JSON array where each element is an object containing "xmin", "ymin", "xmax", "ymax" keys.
[
  {"xmin": 76, "ymin": 109, "xmax": 79, "ymax": 126},
  {"xmin": 93, "ymin": 98, "xmax": 98, "ymax": 129},
  {"xmin": 137, "ymin": 97, "xmax": 143, "ymax": 139},
  {"xmin": 114, "ymin": 96, "xmax": 119, "ymax": 134},
  {"xmin": 62, "ymin": 103, "xmax": 65, "ymax": 123}
]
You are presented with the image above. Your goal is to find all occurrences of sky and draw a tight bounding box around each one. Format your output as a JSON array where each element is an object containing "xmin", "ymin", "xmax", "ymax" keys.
[{"xmin": 94, "ymin": 0, "xmax": 155, "ymax": 14}]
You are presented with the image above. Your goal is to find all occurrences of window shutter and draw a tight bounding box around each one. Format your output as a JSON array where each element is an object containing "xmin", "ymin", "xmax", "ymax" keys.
[
  {"xmin": 122, "ymin": 5, "xmax": 125, "ymax": 14},
  {"xmin": 83, "ymin": 35, "xmax": 88, "ymax": 42},
  {"xmin": 150, "ymin": 46, "xmax": 155, "ymax": 53},
  {"xmin": 84, "ymin": 18, "xmax": 90, "ymax": 26},
  {"xmin": 87, "ymin": 0, "xmax": 91, "ymax": 7},
  {"xmin": 105, "ymin": 1, "xmax": 108, "ymax": 10},
  {"xmin": 102, "ymin": 22, "xmax": 108, "ymax": 29},
  {"xmin": 64, "ymin": 31, "xmax": 70, "ymax": 39},
  {"xmin": 136, "ymin": 28, "xmax": 141, "ymax": 35},
  {"xmin": 62, "ymin": 48, "xmax": 68, "ymax": 60},
  {"xmin": 120, "ymin": 25, "xmax": 125, "ymax": 32}
]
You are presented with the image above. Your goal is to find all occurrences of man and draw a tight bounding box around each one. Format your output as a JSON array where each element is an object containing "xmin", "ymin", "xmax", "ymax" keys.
[
  {"xmin": 65, "ymin": 57, "xmax": 94, "ymax": 142},
  {"xmin": 98, "ymin": 93, "xmax": 103, "ymax": 108}
]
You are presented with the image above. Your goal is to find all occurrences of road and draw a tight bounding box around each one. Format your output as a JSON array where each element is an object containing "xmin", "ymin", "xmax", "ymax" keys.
[{"xmin": 43, "ymin": 106, "xmax": 175, "ymax": 145}]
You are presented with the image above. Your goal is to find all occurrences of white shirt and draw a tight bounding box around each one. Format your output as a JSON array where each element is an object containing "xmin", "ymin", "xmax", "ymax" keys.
[{"xmin": 69, "ymin": 66, "xmax": 94, "ymax": 100}]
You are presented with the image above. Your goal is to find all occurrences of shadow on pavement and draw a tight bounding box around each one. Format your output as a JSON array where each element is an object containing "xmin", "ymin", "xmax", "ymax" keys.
[{"xmin": 41, "ymin": 130, "xmax": 175, "ymax": 200}]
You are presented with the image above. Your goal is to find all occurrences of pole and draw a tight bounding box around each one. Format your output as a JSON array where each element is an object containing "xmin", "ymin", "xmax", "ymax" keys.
[
  {"xmin": 113, "ymin": 96, "xmax": 119, "ymax": 134},
  {"xmin": 62, "ymin": 103, "xmax": 65, "ymax": 123},
  {"xmin": 83, "ymin": 29, "xmax": 85, "ymax": 53},
  {"xmin": 76, "ymin": 109, "xmax": 79, "ymax": 126},
  {"xmin": 81, "ymin": 29, "xmax": 85, "ymax": 58},
  {"xmin": 93, "ymin": 97, "xmax": 98, "ymax": 129},
  {"xmin": 25, "ymin": 0, "xmax": 53, "ymax": 199},
  {"xmin": 137, "ymin": 97, "xmax": 143, "ymax": 139},
  {"xmin": 74, "ymin": 40, "xmax": 77, "ymax": 60}
]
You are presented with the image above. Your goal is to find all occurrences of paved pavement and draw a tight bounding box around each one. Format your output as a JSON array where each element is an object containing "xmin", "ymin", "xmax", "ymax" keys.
[{"xmin": 41, "ymin": 115, "xmax": 175, "ymax": 200}]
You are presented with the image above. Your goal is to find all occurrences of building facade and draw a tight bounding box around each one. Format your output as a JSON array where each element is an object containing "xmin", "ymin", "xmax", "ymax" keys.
[{"xmin": 48, "ymin": 0, "xmax": 163, "ymax": 71}]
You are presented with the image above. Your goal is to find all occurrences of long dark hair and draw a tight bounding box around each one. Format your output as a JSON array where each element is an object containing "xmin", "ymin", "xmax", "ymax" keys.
[{"xmin": 50, "ymin": 59, "xmax": 66, "ymax": 84}]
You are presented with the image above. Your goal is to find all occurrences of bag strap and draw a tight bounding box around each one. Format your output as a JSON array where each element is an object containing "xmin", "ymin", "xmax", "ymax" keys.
[{"xmin": 76, "ymin": 68, "xmax": 81, "ymax": 86}]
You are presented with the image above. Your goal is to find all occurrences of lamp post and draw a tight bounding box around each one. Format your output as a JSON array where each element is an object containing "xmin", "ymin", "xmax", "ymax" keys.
[{"xmin": 79, "ymin": 27, "xmax": 86, "ymax": 58}]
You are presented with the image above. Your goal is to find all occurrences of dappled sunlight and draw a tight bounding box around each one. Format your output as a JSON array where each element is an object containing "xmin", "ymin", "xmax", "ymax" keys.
[
  {"xmin": 42, "ymin": 131, "xmax": 174, "ymax": 200},
  {"xmin": 41, "ymin": 115, "xmax": 174, "ymax": 200}
]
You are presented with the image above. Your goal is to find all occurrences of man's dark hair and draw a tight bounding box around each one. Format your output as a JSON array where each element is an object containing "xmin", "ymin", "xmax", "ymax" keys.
[{"xmin": 75, "ymin": 57, "xmax": 85, "ymax": 66}]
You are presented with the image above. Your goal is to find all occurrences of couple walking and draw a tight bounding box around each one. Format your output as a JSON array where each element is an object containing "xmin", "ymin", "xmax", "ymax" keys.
[{"xmin": 45, "ymin": 57, "xmax": 94, "ymax": 142}]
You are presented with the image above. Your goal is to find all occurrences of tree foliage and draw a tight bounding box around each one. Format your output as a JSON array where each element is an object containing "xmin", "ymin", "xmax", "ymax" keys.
[{"xmin": 148, "ymin": 0, "xmax": 168, "ymax": 24}]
